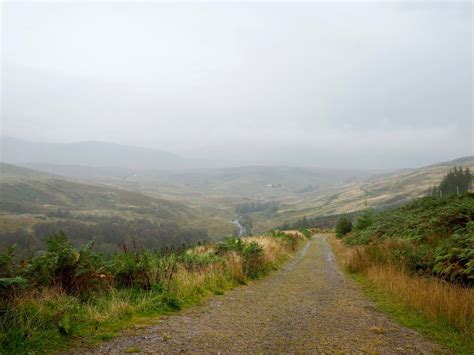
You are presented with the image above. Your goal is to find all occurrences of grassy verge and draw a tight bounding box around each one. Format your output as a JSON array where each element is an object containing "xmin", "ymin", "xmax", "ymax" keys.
[
  {"xmin": 0, "ymin": 231, "xmax": 308, "ymax": 353},
  {"xmin": 328, "ymin": 235, "xmax": 474, "ymax": 354}
]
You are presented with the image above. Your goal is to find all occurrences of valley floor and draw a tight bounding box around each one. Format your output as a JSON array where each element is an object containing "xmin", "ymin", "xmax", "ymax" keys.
[{"xmin": 80, "ymin": 235, "xmax": 441, "ymax": 353}]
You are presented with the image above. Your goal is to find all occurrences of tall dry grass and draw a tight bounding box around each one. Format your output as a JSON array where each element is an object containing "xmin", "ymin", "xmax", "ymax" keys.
[
  {"xmin": 1, "ymin": 232, "xmax": 308, "ymax": 353},
  {"xmin": 364, "ymin": 266, "xmax": 473, "ymax": 333},
  {"xmin": 223, "ymin": 251, "xmax": 246, "ymax": 284},
  {"xmin": 173, "ymin": 233, "xmax": 305, "ymax": 300},
  {"xmin": 246, "ymin": 236, "xmax": 290, "ymax": 265},
  {"xmin": 172, "ymin": 262, "xmax": 227, "ymax": 300},
  {"xmin": 329, "ymin": 236, "xmax": 474, "ymax": 335}
]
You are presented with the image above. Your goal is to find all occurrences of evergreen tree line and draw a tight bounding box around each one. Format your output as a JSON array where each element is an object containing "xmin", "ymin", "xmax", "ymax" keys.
[
  {"xmin": 429, "ymin": 166, "xmax": 472, "ymax": 198},
  {"xmin": 278, "ymin": 212, "xmax": 359, "ymax": 231},
  {"xmin": 0, "ymin": 217, "xmax": 209, "ymax": 256}
]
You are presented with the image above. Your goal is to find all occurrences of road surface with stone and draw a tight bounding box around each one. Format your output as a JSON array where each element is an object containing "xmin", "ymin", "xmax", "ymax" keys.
[{"xmin": 86, "ymin": 235, "xmax": 441, "ymax": 353}]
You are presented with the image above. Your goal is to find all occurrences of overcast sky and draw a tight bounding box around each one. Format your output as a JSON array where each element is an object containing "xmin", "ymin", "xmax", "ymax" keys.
[{"xmin": 1, "ymin": 1, "xmax": 472, "ymax": 169}]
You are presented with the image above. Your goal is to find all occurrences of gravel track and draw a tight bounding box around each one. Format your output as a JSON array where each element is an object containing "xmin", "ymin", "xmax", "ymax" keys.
[{"xmin": 85, "ymin": 235, "xmax": 441, "ymax": 354}]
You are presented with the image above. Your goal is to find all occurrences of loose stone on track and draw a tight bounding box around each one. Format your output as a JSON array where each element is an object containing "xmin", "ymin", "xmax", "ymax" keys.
[{"xmin": 86, "ymin": 235, "xmax": 441, "ymax": 354}]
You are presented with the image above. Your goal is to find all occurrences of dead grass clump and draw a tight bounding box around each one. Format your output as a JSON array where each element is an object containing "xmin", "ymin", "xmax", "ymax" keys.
[
  {"xmin": 246, "ymin": 236, "xmax": 290, "ymax": 265},
  {"xmin": 327, "ymin": 235, "xmax": 355, "ymax": 267},
  {"xmin": 85, "ymin": 290, "xmax": 136, "ymax": 322},
  {"xmin": 172, "ymin": 261, "xmax": 229, "ymax": 299},
  {"xmin": 329, "ymin": 235, "xmax": 474, "ymax": 334},
  {"xmin": 224, "ymin": 251, "xmax": 246, "ymax": 284},
  {"xmin": 281, "ymin": 230, "xmax": 307, "ymax": 243},
  {"xmin": 186, "ymin": 244, "xmax": 215, "ymax": 256},
  {"xmin": 365, "ymin": 266, "xmax": 473, "ymax": 333},
  {"xmin": 345, "ymin": 238, "xmax": 413, "ymax": 274}
]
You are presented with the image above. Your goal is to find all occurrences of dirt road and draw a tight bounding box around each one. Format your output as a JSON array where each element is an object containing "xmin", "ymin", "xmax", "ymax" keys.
[{"xmin": 91, "ymin": 235, "xmax": 441, "ymax": 353}]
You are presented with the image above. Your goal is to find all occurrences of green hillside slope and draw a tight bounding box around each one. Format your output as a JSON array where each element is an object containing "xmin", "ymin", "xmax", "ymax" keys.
[
  {"xmin": 345, "ymin": 194, "xmax": 474, "ymax": 284},
  {"xmin": 0, "ymin": 163, "xmax": 234, "ymax": 252},
  {"xmin": 251, "ymin": 157, "xmax": 474, "ymax": 232}
]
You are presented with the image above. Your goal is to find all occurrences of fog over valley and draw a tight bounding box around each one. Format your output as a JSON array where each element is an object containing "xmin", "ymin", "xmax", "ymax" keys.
[
  {"xmin": 2, "ymin": 1, "xmax": 472, "ymax": 169},
  {"xmin": 0, "ymin": 3, "xmax": 473, "ymax": 352}
]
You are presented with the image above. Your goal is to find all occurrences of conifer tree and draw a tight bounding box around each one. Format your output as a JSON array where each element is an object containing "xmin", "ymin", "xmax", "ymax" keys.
[{"xmin": 435, "ymin": 166, "xmax": 472, "ymax": 197}]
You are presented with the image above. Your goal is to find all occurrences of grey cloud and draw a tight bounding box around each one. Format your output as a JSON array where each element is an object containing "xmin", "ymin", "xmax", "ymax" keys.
[{"xmin": 1, "ymin": 1, "xmax": 472, "ymax": 169}]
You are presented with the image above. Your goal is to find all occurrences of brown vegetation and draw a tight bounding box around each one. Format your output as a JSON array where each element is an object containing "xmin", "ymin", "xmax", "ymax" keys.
[
  {"xmin": 1, "ymin": 231, "xmax": 308, "ymax": 353},
  {"xmin": 329, "ymin": 236, "xmax": 474, "ymax": 335}
]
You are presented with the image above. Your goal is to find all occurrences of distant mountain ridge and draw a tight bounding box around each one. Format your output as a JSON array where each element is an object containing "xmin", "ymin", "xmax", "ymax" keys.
[
  {"xmin": 0, "ymin": 136, "xmax": 193, "ymax": 170},
  {"xmin": 5, "ymin": 136, "xmax": 276, "ymax": 171}
]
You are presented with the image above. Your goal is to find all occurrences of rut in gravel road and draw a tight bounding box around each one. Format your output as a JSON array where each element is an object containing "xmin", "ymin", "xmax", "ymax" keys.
[{"xmin": 89, "ymin": 235, "xmax": 442, "ymax": 354}]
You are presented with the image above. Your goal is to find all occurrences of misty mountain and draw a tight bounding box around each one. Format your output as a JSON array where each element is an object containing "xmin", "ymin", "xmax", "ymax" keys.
[
  {"xmin": 0, "ymin": 162, "xmax": 235, "ymax": 235},
  {"xmin": 133, "ymin": 165, "xmax": 371, "ymax": 197},
  {"xmin": 249, "ymin": 155, "xmax": 474, "ymax": 232},
  {"xmin": 0, "ymin": 162, "xmax": 189, "ymax": 214},
  {"xmin": 11, "ymin": 161, "xmax": 373, "ymax": 200},
  {"xmin": 0, "ymin": 137, "xmax": 375, "ymax": 199},
  {"xmin": 0, "ymin": 136, "xmax": 212, "ymax": 170}
]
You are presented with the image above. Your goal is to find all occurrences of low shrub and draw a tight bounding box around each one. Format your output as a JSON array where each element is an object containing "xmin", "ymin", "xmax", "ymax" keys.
[
  {"xmin": 298, "ymin": 228, "xmax": 311, "ymax": 238},
  {"xmin": 215, "ymin": 238, "xmax": 245, "ymax": 255},
  {"xmin": 268, "ymin": 230, "xmax": 308, "ymax": 250},
  {"xmin": 215, "ymin": 238, "xmax": 266, "ymax": 278},
  {"xmin": 335, "ymin": 215, "xmax": 352, "ymax": 238},
  {"xmin": 0, "ymin": 245, "xmax": 27, "ymax": 301},
  {"xmin": 0, "ymin": 230, "xmax": 304, "ymax": 353},
  {"xmin": 342, "ymin": 195, "xmax": 474, "ymax": 285},
  {"xmin": 110, "ymin": 248, "xmax": 157, "ymax": 290},
  {"xmin": 433, "ymin": 232, "xmax": 474, "ymax": 284},
  {"xmin": 353, "ymin": 209, "xmax": 374, "ymax": 231},
  {"xmin": 25, "ymin": 232, "xmax": 109, "ymax": 295},
  {"xmin": 269, "ymin": 231, "xmax": 297, "ymax": 249},
  {"xmin": 241, "ymin": 241, "xmax": 265, "ymax": 278}
]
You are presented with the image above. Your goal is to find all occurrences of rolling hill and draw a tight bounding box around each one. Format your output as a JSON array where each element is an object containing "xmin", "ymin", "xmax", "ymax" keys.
[
  {"xmin": 1, "ymin": 137, "xmax": 373, "ymax": 199},
  {"xmin": 2, "ymin": 138, "xmax": 471, "ymax": 240},
  {"xmin": 8, "ymin": 159, "xmax": 373, "ymax": 230},
  {"xmin": 0, "ymin": 163, "xmax": 235, "ymax": 238},
  {"xmin": 249, "ymin": 156, "xmax": 474, "ymax": 232},
  {"xmin": 1, "ymin": 136, "xmax": 209, "ymax": 170},
  {"xmin": 15, "ymin": 162, "xmax": 371, "ymax": 199},
  {"xmin": 0, "ymin": 163, "xmax": 188, "ymax": 214}
]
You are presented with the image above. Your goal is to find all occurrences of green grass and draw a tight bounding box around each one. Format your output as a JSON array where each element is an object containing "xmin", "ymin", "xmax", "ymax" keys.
[
  {"xmin": 351, "ymin": 273, "xmax": 473, "ymax": 354},
  {"xmin": 0, "ymin": 279, "xmax": 238, "ymax": 353},
  {"xmin": 69, "ymin": 277, "xmax": 241, "ymax": 350},
  {"xmin": 344, "ymin": 194, "xmax": 474, "ymax": 285},
  {"xmin": 0, "ymin": 232, "xmax": 307, "ymax": 354}
]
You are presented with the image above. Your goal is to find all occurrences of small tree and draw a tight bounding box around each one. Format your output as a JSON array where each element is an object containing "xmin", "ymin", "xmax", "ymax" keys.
[
  {"xmin": 293, "ymin": 216, "xmax": 310, "ymax": 230},
  {"xmin": 354, "ymin": 209, "xmax": 374, "ymax": 231},
  {"xmin": 280, "ymin": 222, "xmax": 290, "ymax": 230},
  {"xmin": 335, "ymin": 215, "xmax": 352, "ymax": 238}
]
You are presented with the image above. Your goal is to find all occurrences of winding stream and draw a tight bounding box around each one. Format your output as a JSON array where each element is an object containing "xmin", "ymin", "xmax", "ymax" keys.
[{"xmin": 232, "ymin": 217, "xmax": 246, "ymax": 237}]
